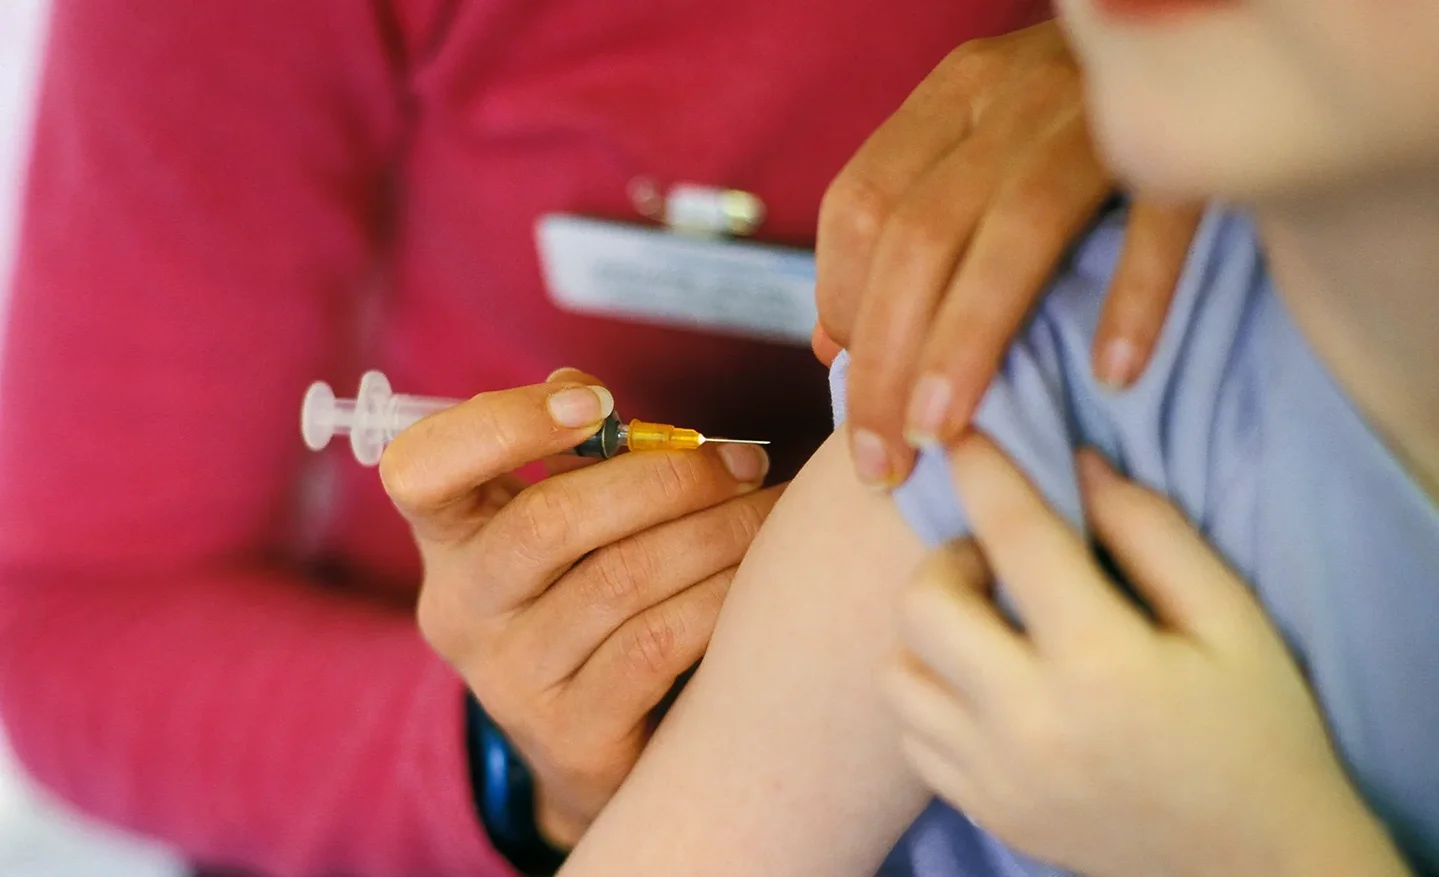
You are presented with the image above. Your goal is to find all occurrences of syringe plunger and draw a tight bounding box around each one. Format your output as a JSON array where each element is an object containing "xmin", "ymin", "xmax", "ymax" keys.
[{"xmin": 301, "ymin": 370, "xmax": 453, "ymax": 466}]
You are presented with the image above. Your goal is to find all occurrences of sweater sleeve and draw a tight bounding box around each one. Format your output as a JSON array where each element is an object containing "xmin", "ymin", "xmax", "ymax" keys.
[{"xmin": 0, "ymin": 1, "xmax": 510, "ymax": 874}]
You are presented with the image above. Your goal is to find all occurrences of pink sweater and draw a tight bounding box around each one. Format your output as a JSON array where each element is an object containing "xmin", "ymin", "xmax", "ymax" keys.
[{"xmin": 0, "ymin": 1, "xmax": 1048, "ymax": 874}]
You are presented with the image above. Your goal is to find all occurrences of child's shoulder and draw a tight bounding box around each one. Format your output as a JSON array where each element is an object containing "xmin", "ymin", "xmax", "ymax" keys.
[
  {"xmin": 830, "ymin": 203, "xmax": 1274, "ymax": 550},
  {"xmin": 1034, "ymin": 204, "xmax": 1266, "ymax": 376}
]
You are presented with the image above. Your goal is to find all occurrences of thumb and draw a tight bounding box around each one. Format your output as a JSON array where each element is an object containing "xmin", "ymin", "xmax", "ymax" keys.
[
  {"xmin": 542, "ymin": 367, "xmax": 609, "ymax": 477},
  {"xmin": 1076, "ymin": 450, "xmax": 1264, "ymax": 643}
]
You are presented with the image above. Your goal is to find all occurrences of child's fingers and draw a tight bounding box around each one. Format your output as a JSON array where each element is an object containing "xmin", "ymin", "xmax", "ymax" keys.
[
  {"xmin": 897, "ymin": 539, "xmax": 1032, "ymax": 703},
  {"xmin": 888, "ymin": 655, "xmax": 986, "ymax": 806},
  {"xmin": 886, "ymin": 655, "xmax": 980, "ymax": 746},
  {"xmin": 949, "ymin": 435, "xmax": 1148, "ymax": 651},
  {"xmin": 899, "ymin": 732, "xmax": 982, "ymax": 816},
  {"xmin": 1076, "ymin": 450, "xmax": 1263, "ymax": 643}
]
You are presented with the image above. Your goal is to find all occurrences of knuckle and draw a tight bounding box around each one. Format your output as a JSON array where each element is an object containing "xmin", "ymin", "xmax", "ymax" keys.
[
  {"xmin": 884, "ymin": 203, "xmax": 954, "ymax": 261},
  {"xmin": 942, "ymin": 37, "xmax": 1002, "ymax": 84},
  {"xmin": 501, "ymin": 485, "xmax": 575, "ymax": 566},
  {"xmin": 623, "ymin": 608, "xmax": 686, "ymax": 679},
  {"xmin": 821, "ymin": 174, "xmax": 892, "ymax": 247},
  {"xmin": 380, "ymin": 404, "xmax": 524, "ymax": 516},
  {"xmin": 587, "ymin": 540, "xmax": 655, "ymax": 609},
  {"xmin": 643, "ymin": 452, "xmax": 704, "ymax": 506},
  {"xmin": 700, "ymin": 494, "xmax": 771, "ymax": 560},
  {"xmin": 725, "ymin": 495, "xmax": 770, "ymax": 546},
  {"xmin": 466, "ymin": 402, "xmax": 526, "ymax": 464}
]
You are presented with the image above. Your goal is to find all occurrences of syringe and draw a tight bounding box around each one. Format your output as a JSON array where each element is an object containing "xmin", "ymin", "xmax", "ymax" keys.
[{"xmin": 301, "ymin": 370, "xmax": 768, "ymax": 466}]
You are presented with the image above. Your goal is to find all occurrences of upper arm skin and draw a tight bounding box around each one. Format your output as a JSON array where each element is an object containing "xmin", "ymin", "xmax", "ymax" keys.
[{"xmin": 559, "ymin": 431, "xmax": 946, "ymax": 876}]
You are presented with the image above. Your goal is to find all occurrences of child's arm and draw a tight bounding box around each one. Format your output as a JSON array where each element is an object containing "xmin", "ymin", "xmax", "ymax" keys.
[
  {"xmin": 557, "ymin": 431, "xmax": 972, "ymax": 875},
  {"xmin": 557, "ymin": 218, "xmax": 1140, "ymax": 875},
  {"xmin": 556, "ymin": 224, "xmax": 1110, "ymax": 874}
]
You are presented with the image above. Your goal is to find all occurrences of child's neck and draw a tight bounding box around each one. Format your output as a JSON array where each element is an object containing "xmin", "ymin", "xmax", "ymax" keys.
[{"xmin": 1259, "ymin": 175, "xmax": 1439, "ymax": 502}]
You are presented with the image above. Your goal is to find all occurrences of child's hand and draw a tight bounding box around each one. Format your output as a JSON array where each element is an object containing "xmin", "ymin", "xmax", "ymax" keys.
[{"xmin": 886, "ymin": 437, "xmax": 1409, "ymax": 877}]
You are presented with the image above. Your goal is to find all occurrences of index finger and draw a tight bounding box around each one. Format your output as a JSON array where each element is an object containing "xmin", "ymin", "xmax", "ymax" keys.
[
  {"xmin": 380, "ymin": 378, "xmax": 614, "ymax": 526},
  {"xmin": 813, "ymin": 49, "xmax": 976, "ymax": 349},
  {"xmin": 906, "ymin": 108, "xmax": 1109, "ymax": 448},
  {"xmin": 948, "ymin": 434, "xmax": 1146, "ymax": 650}
]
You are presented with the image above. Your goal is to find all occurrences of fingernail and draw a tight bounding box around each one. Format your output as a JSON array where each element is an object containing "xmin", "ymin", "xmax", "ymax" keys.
[
  {"xmin": 547, "ymin": 386, "xmax": 614, "ymax": 428},
  {"xmin": 718, "ymin": 443, "xmax": 769, "ymax": 485},
  {"xmin": 1096, "ymin": 339, "xmax": 1139, "ymax": 388},
  {"xmin": 904, "ymin": 374, "xmax": 953, "ymax": 448},
  {"xmin": 851, "ymin": 428, "xmax": 894, "ymax": 489}
]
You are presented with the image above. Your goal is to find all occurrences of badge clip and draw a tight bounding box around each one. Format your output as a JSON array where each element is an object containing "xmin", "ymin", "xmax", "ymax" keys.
[{"xmin": 628, "ymin": 177, "xmax": 766, "ymax": 238}]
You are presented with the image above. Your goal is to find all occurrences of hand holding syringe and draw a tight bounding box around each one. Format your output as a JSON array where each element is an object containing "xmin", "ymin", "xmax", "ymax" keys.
[{"xmin": 301, "ymin": 370, "xmax": 769, "ymax": 466}]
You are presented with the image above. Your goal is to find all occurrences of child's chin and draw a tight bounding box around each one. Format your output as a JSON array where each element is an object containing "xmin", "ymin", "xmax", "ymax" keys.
[
  {"xmin": 1089, "ymin": 106, "xmax": 1213, "ymax": 201},
  {"xmin": 1086, "ymin": 82, "xmax": 1342, "ymax": 205}
]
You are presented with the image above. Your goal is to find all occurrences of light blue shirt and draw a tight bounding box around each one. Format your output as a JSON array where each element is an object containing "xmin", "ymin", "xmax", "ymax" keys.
[{"xmin": 830, "ymin": 208, "xmax": 1439, "ymax": 877}]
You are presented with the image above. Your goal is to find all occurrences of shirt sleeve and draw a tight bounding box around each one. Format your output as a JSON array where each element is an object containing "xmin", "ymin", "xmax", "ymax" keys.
[
  {"xmin": 0, "ymin": 2, "xmax": 509, "ymax": 874},
  {"xmin": 829, "ymin": 207, "xmax": 1251, "ymax": 548}
]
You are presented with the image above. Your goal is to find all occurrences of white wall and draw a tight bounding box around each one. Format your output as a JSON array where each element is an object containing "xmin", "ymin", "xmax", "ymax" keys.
[
  {"xmin": 0, "ymin": 0, "xmax": 47, "ymax": 294},
  {"xmin": 0, "ymin": 3, "xmax": 183, "ymax": 874}
]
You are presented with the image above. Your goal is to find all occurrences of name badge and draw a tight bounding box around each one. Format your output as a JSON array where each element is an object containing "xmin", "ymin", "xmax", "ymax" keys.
[{"xmin": 536, "ymin": 214, "xmax": 817, "ymax": 346}]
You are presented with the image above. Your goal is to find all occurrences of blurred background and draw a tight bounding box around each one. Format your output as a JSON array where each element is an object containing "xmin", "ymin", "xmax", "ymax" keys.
[{"xmin": 0, "ymin": 3, "xmax": 181, "ymax": 874}]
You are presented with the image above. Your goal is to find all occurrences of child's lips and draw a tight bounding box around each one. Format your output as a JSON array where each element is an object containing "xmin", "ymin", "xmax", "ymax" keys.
[{"xmin": 1091, "ymin": 0, "xmax": 1236, "ymax": 23}]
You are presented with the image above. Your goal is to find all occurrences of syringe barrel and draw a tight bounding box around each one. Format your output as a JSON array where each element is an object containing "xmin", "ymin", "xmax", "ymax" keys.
[
  {"xmin": 349, "ymin": 370, "xmax": 453, "ymax": 465},
  {"xmin": 378, "ymin": 394, "xmax": 453, "ymax": 439}
]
